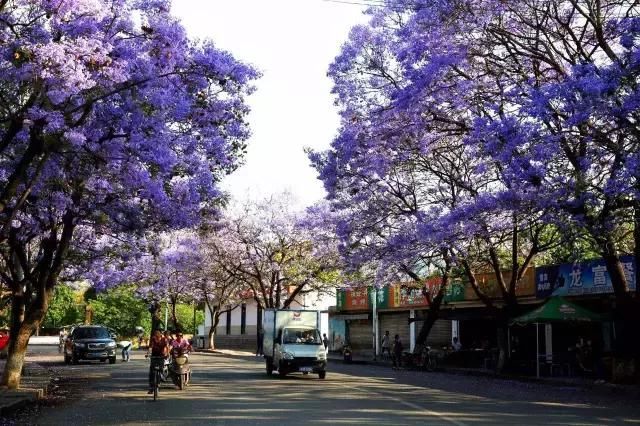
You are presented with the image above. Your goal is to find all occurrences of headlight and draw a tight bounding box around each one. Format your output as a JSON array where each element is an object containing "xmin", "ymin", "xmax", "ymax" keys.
[
  {"xmin": 282, "ymin": 351, "xmax": 294, "ymax": 360},
  {"xmin": 74, "ymin": 343, "xmax": 85, "ymax": 348},
  {"xmin": 107, "ymin": 342, "xmax": 116, "ymax": 348},
  {"xmin": 317, "ymin": 351, "xmax": 326, "ymax": 360}
]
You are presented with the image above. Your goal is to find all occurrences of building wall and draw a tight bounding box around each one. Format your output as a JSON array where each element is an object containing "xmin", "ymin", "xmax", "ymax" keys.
[{"xmin": 200, "ymin": 290, "xmax": 335, "ymax": 350}]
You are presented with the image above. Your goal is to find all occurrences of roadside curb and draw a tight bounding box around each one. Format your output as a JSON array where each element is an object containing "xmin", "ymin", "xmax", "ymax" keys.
[{"xmin": 0, "ymin": 362, "xmax": 54, "ymax": 417}]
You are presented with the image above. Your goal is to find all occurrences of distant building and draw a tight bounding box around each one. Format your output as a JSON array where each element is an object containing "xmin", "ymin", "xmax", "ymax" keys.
[{"xmin": 198, "ymin": 289, "xmax": 334, "ymax": 351}]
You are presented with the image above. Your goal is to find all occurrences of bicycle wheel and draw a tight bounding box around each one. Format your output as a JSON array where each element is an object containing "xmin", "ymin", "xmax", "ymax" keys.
[
  {"xmin": 153, "ymin": 369, "xmax": 160, "ymax": 401},
  {"xmin": 426, "ymin": 355, "xmax": 436, "ymax": 372}
]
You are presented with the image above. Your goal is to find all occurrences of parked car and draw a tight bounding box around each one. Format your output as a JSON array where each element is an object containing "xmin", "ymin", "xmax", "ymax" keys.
[
  {"xmin": 0, "ymin": 330, "xmax": 9, "ymax": 359},
  {"xmin": 64, "ymin": 325, "xmax": 117, "ymax": 365}
]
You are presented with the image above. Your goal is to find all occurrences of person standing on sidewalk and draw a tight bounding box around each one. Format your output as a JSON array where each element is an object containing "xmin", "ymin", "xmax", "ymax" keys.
[
  {"xmin": 392, "ymin": 334, "xmax": 403, "ymax": 370},
  {"xmin": 381, "ymin": 331, "xmax": 391, "ymax": 359},
  {"xmin": 256, "ymin": 327, "xmax": 264, "ymax": 356}
]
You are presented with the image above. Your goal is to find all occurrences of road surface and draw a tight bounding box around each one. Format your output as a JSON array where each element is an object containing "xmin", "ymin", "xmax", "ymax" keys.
[{"xmin": 8, "ymin": 345, "xmax": 640, "ymax": 425}]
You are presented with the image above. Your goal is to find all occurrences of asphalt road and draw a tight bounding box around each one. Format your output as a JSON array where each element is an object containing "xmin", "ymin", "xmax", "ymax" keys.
[{"xmin": 9, "ymin": 345, "xmax": 640, "ymax": 425}]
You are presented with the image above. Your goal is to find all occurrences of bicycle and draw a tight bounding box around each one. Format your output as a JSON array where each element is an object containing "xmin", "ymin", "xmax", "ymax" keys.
[{"xmin": 147, "ymin": 355, "xmax": 165, "ymax": 401}]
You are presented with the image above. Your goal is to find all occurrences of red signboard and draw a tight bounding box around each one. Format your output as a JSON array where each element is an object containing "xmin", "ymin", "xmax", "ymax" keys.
[{"xmin": 345, "ymin": 287, "xmax": 369, "ymax": 310}]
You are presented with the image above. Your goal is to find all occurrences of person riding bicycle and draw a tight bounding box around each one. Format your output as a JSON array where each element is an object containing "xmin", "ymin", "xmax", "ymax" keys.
[{"xmin": 146, "ymin": 329, "xmax": 168, "ymax": 394}]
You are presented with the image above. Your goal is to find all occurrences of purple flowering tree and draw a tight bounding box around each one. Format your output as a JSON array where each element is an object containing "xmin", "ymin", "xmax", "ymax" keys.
[
  {"xmin": 311, "ymin": 1, "xmax": 569, "ymax": 368},
  {"xmin": 136, "ymin": 235, "xmax": 202, "ymax": 331},
  {"xmin": 196, "ymin": 228, "xmax": 245, "ymax": 349},
  {"xmin": 204, "ymin": 196, "xmax": 342, "ymax": 310},
  {"xmin": 0, "ymin": 0, "xmax": 257, "ymax": 387}
]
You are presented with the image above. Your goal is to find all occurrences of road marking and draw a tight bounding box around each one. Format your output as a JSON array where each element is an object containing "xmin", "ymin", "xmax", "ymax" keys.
[{"xmin": 335, "ymin": 380, "xmax": 467, "ymax": 426}]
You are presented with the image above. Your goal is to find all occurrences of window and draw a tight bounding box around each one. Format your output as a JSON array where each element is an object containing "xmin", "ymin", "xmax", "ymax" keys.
[{"xmin": 283, "ymin": 328, "xmax": 321, "ymax": 345}]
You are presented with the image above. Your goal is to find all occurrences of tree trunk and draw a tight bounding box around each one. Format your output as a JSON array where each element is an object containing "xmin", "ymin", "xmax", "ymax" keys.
[
  {"xmin": 602, "ymin": 252, "xmax": 632, "ymax": 300},
  {"xmin": 2, "ymin": 323, "xmax": 33, "ymax": 389},
  {"xmin": 170, "ymin": 299, "xmax": 178, "ymax": 331},
  {"xmin": 634, "ymin": 200, "xmax": 640, "ymax": 292},
  {"xmin": 413, "ymin": 305, "xmax": 440, "ymax": 349},
  {"xmin": 150, "ymin": 302, "xmax": 162, "ymax": 332},
  {"xmin": 208, "ymin": 309, "xmax": 221, "ymax": 350},
  {"xmin": 1, "ymin": 288, "xmax": 50, "ymax": 389},
  {"xmin": 495, "ymin": 323, "xmax": 508, "ymax": 373},
  {"xmin": 414, "ymin": 253, "xmax": 450, "ymax": 351}
]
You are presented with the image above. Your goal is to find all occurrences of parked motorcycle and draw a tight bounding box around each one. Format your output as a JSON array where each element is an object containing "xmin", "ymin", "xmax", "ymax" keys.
[{"xmin": 168, "ymin": 348, "xmax": 191, "ymax": 390}]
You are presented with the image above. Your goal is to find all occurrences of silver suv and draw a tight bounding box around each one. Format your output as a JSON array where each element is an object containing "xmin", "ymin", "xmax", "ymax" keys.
[{"xmin": 64, "ymin": 325, "xmax": 117, "ymax": 364}]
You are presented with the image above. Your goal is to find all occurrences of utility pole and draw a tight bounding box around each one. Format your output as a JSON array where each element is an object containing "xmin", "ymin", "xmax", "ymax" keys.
[
  {"xmin": 372, "ymin": 287, "xmax": 378, "ymax": 361},
  {"xmin": 164, "ymin": 299, "xmax": 168, "ymax": 331}
]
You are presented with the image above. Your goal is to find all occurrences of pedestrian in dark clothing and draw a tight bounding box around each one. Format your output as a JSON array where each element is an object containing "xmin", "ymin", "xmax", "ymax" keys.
[
  {"xmin": 322, "ymin": 333, "xmax": 329, "ymax": 351},
  {"xmin": 256, "ymin": 327, "xmax": 264, "ymax": 356},
  {"xmin": 392, "ymin": 334, "xmax": 403, "ymax": 370}
]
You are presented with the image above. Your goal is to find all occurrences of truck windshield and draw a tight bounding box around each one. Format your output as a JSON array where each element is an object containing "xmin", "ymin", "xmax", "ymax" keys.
[{"xmin": 282, "ymin": 328, "xmax": 321, "ymax": 345}]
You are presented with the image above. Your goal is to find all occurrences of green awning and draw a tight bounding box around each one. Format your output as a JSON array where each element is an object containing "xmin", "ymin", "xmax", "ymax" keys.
[{"xmin": 510, "ymin": 297, "xmax": 603, "ymax": 325}]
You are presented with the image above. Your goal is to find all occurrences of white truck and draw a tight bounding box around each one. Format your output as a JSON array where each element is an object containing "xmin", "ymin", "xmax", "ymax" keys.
[{"xmin": 263, "ymin": 309, "xmax": 327, "ymax": 379}]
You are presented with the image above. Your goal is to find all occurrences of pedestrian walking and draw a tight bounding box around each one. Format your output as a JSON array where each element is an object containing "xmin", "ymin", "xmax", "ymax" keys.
[
  {"xmin": 381, "ymin": 330, "xmax": 391, "ymax": 359},
  {"xmin": 119, "ymin": 339, "xmax": 133, "ymax": 362},
  {"xmin": 256, "ymin": 327, "xmax": 264, "ymax": 356},
  {"xmin": 322, "ymin": 333, "xmax": 329, "ymax": 351},
  {"xmin": 392, "ymin": 334, "xmax": 403, "ymax": 370}
]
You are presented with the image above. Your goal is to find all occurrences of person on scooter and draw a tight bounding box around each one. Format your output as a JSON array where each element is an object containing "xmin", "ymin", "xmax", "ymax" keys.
[{"xmin": 171, "ymin": 332, "xmax": 192, "ymax": 356}]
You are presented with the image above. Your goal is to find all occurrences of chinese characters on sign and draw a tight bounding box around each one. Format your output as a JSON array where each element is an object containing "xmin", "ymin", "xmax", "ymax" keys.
[{"xmin": 536, "ymin": 256, "xmax": 636, "ymax": 298}]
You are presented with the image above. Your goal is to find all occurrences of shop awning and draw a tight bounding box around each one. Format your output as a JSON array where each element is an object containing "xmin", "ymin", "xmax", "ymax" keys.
[{"xmin": 510, "ymin": 296, "xmax": 603, "ymax": 326}]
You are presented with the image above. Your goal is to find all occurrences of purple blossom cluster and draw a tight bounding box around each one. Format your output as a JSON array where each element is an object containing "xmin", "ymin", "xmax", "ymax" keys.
[
  {"xmin": 312, "ymin": 0, "xmax": 640, "ymax": 295},
  {"xmin": 0, "ymin": 0, "xmax": 258, "ymax": 285}
]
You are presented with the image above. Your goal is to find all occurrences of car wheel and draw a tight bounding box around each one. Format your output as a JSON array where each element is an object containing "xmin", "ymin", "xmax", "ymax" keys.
[
  {"xmin": 100, "ymin": 359, "xmax": 106, "ymax": 363},
  {"xmin": 109, "ymin": 357, "xmax": 116, "ymax": 364},
  {"xmin": 178, "ymin": 374, "xmax": 184, "ymax": 390},
  {"xmin": 318, "ymin": 371, "xmax": 326, "ymax": 379}
]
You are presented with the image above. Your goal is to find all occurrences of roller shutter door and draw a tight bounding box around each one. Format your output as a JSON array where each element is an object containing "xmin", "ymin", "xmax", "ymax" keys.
[
  {"xmin": 347, "ymin": 320, "xmax": 371, "ymax": 351},
  {"xmin": 379, "ymin": 311, "xmax": 410, "ymax": 349},
  {"xmin": 413, "ymin": 319, "xmax": 452, "ymax": 347}
]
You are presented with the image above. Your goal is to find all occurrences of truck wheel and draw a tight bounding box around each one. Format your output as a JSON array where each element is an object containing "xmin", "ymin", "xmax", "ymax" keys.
[
  {"xmin": 318, "ymin": 371, "xmax": 326, "ymax": 379},
  {"xmin": 266, "ymin": 359, "xmax": 273, "ymax": 375}
]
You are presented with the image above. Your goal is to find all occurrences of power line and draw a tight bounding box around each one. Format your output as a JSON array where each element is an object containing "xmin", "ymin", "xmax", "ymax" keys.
[{"xmin": 319, "ymin": 0, "xmax": 425, "ymax": 12}]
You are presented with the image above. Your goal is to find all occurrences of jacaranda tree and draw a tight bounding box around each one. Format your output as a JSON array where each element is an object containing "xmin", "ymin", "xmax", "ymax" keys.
[
  {"xmin": 313, "ymin": 0, "xmax": 640, "ymax": 364},
  {"xmin": 0, "ymin": 0, "xmax": 257, "ymax": 387}
]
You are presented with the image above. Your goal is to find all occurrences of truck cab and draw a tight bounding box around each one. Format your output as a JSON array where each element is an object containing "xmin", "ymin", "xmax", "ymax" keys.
[{"xmin": 263, "ymin": 310, "xmax": 327, "ymax": 379}]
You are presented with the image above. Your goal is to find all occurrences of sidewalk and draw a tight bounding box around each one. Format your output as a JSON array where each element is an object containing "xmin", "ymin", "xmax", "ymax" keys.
[
  {"xmin": 326, "ymin": 351, "xmax": 640, "ymax": 396},
  {"xmin": 0, "ymin": 360, "xmax": 53, "ymax": 416}
]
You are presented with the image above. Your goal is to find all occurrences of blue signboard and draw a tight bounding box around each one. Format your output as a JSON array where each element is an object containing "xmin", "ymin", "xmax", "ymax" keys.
[{"xmin": 536, "ymin": 256, "xmax": 636, "ymax": 298}]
